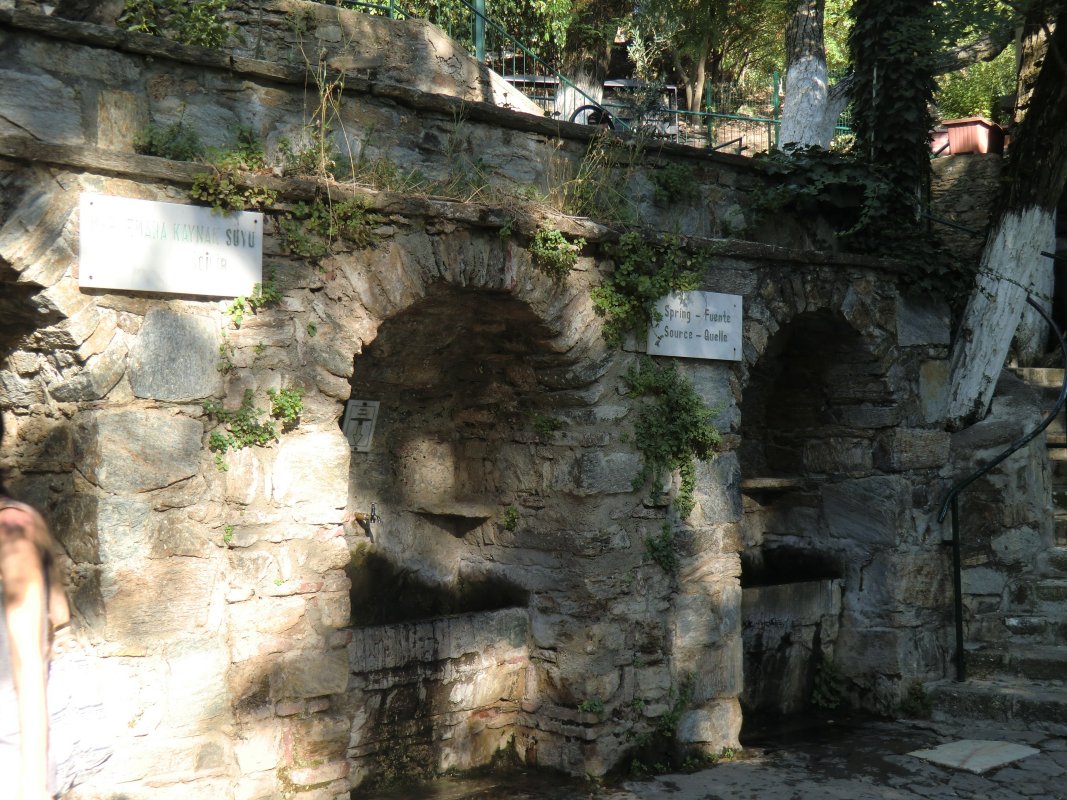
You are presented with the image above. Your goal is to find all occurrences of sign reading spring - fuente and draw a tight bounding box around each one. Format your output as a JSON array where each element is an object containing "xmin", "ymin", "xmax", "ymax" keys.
[
  {"xmin": 647, "ymin": 291, "xmax": 742, "ymax": 361},
  {"xmin": 79, "ymin": 193, "xmax": 262, "ymax": 297}
]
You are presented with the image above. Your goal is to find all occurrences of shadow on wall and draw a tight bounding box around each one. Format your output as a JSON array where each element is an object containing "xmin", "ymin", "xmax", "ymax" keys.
[{"xmin": 348, "ymin": 546, "xmax": 528, "ymax": 626}]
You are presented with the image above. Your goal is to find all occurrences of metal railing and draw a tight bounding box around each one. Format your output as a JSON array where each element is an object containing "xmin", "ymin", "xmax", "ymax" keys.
[
  {"xmin": 938, "ymin": 293, "xmax": 1067, "ymax": 682},
  {"xmin": 335, "ymin": 2, "xmax": 856, "ymax": 154}
]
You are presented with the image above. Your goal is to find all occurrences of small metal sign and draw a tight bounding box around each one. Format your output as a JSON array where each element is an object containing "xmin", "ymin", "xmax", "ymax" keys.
[
  {"xmin": 647, "ymin": 291, "xmax": 742, "ymax": 361},
  {"xmin": 79, "ymin": 193, "xmax": 262, "ymax": 297},
  {"xmin": 342, "ymin": 400, "xmax": 380, "ymax": 452}
]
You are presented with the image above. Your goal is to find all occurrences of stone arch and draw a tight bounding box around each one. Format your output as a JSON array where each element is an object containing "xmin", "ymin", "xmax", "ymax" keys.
[
  {"xmin": 736, "ymin": 296, "xmax": 907, "ymax": 727},
  {"xmin": 317, "ymin": 228, "xmax": 628, "ymax": 784}
]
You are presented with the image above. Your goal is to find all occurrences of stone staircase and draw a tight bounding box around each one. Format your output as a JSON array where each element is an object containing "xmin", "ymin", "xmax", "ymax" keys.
[{"xmin": 927, "ymin": 367, "xmax": 1067, "ymax": 735}]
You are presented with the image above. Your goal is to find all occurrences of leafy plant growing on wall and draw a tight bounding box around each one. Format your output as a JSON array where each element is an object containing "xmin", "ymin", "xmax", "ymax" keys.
[
  {"xmin": 279, "ymin": 196, "xmax": 383, "ymax": 259},
  {"xmin": 502, "ymin": 506, "xmax": 520, "ymax": 531},
  {"xmin": 204, "ymin": 385, "xmax": 305, "ymax": 470},
  {"xmin": 268, "ymin": 387, "xmax": 305, "ymax": 431},
  {"xmin": 530, "ymin": 227, "xmax": 584, "ymax": 279},
  {"xmin": 226, "ymin": 271, "xmax": 282, "ymax": 328},
  {"xmin": 190, "ymin": 168, "xmax": 277, "ymax": 214},
  {"xmin": 649, "ymin": 162, "xmax": 699, "ymax": 207},
  {"xmin": 133, "ymin": 110, "xmax": 204, "ymax": 162},
  {"xmin": 625, "ymin": 359, "xmax": 720, "ymax": 518},
  {"xmin": 591, "ymin": 232, "xmax": 705, "ymax": 347},
  {"xmin": 119, "ymin": 0, "xmax": 233, "ymax": 48}
]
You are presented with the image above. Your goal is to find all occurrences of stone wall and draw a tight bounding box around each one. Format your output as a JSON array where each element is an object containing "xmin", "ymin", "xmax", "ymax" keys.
[
  {"xmin": 0, "ymin": 5, "xmax": 1049, "ymax": 799},
  {"xmin": 930, "ymin": 154, "xmax": 1003, "ymax": 269},
  {"xmin": 345, "ymin": 608, "xmax": 529, "ymax": 786}
]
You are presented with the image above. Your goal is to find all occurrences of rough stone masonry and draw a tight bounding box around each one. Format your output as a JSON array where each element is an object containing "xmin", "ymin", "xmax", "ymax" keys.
[{"xmin": 0, "ymin": 3, "xmax": 1050, "ymax": 799}]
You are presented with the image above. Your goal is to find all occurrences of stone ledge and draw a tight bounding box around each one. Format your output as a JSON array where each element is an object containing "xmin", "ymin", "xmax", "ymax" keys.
[
  {"xmin": 0, "ymin": 8, "xmax": 751, "ymax": 167},
  {"xmin": 0, "ymin": 135, "xmax": 912, "ymax": 275}
]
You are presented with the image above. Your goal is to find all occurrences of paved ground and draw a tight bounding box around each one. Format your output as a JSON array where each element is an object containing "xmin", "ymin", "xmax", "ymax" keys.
[{"xmin": 364, "ymin": 717, "xmax": 1067, "ymax": 799}]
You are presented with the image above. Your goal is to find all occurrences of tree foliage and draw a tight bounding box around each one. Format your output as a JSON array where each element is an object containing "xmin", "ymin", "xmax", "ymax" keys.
[{"xmin": 848, "ymin": 0, "xmax": 938, "ymax": 214}]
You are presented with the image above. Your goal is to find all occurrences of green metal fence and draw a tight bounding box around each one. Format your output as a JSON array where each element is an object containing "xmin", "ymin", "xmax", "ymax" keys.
[{"xmin": 334, "ymin": 1, "xmax": 852, "ymax": 153}]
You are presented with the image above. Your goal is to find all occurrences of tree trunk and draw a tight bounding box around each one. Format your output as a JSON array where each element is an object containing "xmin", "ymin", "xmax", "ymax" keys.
[
  {"xmin": 780, "ymin": 0, "xmax": 830, "ymax": 148},
  {"xmin": 947, "ymin": 14, "xmax": 1067, "ymax": 426}
]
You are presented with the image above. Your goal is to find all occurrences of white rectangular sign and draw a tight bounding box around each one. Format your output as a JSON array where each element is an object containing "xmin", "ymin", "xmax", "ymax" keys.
[
  {"xmin": 79, "ymin": 193, "xmax": 262, "ymax": 297},
  {"xmin": 647, "ymin": 291, "xmax": 742, "ymax": 361}
]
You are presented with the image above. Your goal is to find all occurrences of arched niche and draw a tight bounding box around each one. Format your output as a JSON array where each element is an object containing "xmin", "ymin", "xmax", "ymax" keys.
[{"xmin": 738, "ymin": 310, "xmax": 897, "ymax": 728}]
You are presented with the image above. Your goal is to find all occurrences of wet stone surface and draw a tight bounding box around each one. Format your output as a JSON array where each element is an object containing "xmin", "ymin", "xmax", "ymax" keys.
[{"xmin": 366, "ymin": 719, "xmax": 1067, "ymax": 800}]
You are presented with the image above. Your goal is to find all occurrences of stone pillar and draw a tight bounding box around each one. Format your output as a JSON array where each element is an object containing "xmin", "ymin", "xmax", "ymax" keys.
[{"xmin": 672, "ymin": 451, "xmax": 744, "ymax": 754}]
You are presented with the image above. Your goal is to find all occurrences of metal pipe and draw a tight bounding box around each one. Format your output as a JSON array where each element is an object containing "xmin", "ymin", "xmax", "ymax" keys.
[
  {"xmin": 950, "ymin": 496, "xmax": 965, "ymax": 681},
  {"xmin": 938, "ymin": 295, "xmax": 1067, "ymax": 683}
]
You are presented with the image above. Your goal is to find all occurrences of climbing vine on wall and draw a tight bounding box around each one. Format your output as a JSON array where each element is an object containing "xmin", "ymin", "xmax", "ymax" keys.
[
  {"xmin": 119, "ymin": 0, "xmax": 233, "ymax": 48},
  {"xmin": 848, "ymin": 0, "xmax": 937, "ymax": 218},
  {"xmin": 624, "ymin": 358, "xmax": 721, "ymax": 518},
  {"xmin": 591, "ymin": 232, "xmax": 706, "ymax": 346}
]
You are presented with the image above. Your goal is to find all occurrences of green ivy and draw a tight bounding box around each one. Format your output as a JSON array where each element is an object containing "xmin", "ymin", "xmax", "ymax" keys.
[
  {"xmin": 204, "ymin": 385, "xmax": 304, "ymax": 470},
  {"xmin": 226, "ymin": 271, "xmax": 282, "ymax": 328},
  {"xmin": 268, "ymin": 387, "xmax": 305, "ymax": 431},
  {"xmin": 577, "ymin": 696, "xmax": 605, "ymax": 716},
  {"xmin": 119, "ymin": 0, "xmax": 233, "ymax": 47},
  {"xmin": 280, "ymin": 196, "xmax": 383, "ymax": 258},
  {"xmin": 751, "ymin": 146, "xmax": 962, "ymax": 296},
  {"xmin": 532, "ymin": 414, "xmax": 563, "ymax": 438},
  {"xmin": 649, "ymin": 162, "xmax": 699, "ymax": 207},
  {"xmin": 848, "ymin": 0, "xmax": 937, "ymax": 218},
  {"xmin": 645, "ymin": 522, "xmax": 678, "ymax": 575},
  {"xmin": 190, "ymin": 167, "xmax": 277, "ymax": 214},
  {"xmin": 625, "ymin": 359, "xmax": 720, "ymax": 518},
  {"xmin": 591, "ymin": 232, "xmax": 704, "ymax": 347},
  {"xmin": 210, "ymin": 127, "xmax": 268, "ymax": 172},
  {"xmin": 752, "ymin": 145, "xmax": 895, "ymax": 244},
  {"xmin": 529, "ymin": 227, "xmax": 584, "ymax": 279},
  {"xmin": 502, "ymin": 506, "xmax": 519, "ymax": 531},
  {"xmin": 133, "ymin": 116, "xmax": 204, "ymax": 161},
  {"xmin": 204, "ymin": 389, "xmax": 278, "ymax": 470}
]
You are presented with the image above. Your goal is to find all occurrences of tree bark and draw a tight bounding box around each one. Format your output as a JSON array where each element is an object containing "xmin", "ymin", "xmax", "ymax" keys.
[
  {"xmin": 947, "ymin": 14, "xmax": 1067, "ymax": 426},
  {"xmin": 780, "ymin": 0, "xmax": 830, "ymax": 148},
  {"xmin": 780, "ymin": 10, "xmax": 1012, "ymax": 150}
]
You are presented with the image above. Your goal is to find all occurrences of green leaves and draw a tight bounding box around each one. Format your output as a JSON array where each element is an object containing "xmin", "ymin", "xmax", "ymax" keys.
[
  {"xmin": 530, "ymin": 227, "xmax": 585, "ymax": 278},
  {"xmin": 625, "ymin": 358, "xmax": 720, "ymax": 518},
  {"xmin": 204, "ymin": 386, "xmax": 305, "ymax": 469},
  {"xmin": 591, "ymin": 232, "xmax": 704, "ymax": 346},
  {"xmin": 119, "ymin": 0, "xmax": 232, "ymax": 48}
]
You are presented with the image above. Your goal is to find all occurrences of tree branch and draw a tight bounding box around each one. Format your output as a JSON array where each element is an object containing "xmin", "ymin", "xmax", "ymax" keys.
[{"xmin": 933, "ymin": 26, "xmax": 1015, "ymax": 75}]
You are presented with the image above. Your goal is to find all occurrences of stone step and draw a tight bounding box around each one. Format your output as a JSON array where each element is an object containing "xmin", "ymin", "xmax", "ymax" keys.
[
  {"xmin": 1012, "ymin": 367, "xmax": 1067, "ymax": 390},
  {"xmin": 1046, "ymin": 547, "xmax": 1067, "ymax": 575},
  {"xmin": 1036, "ymin": 579, "xmax": 1067, "ymax": 603},
  {"xmin": 1003, "ymin": 615, "xmax": 1058, "ymax": 642},
  {"xmin": 967, "ymin": 644, "xmax": 1067, "ymax": 682},
  {"xmin": 927, "ymin": 678, "xmax": 1067, "ymax": 735}
]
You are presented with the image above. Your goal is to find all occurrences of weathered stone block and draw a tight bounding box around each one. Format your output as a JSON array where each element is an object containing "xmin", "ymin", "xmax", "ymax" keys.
[
  {"xmin": 575, "ymin": 451, "xmax": 641, "ymax": 495},
  {"xmin": 101, "ymin": 557, "xmax": 219, "ymax": 642},
  {"xmin": 896, "ymin": 294, "xmax": 951, "ymax": 346},
  {"xmin": 964, "ymin": 566, "xmax": 1007, "ymax": 596},
  {"xmin": 129, "ymin": 308, "xmax": 221, "ymax": 401},
  {"xmin": 991, "ymin": 527, "xmax": 1044, "ymax": 566},
  {"xmin": 273, "ymin": 429, "xmax": 349, "ymax": 520},
  {"xmin": 802, "ymin": 438, "xmax": 873, "ymax": 475},
  {"xmin": 875, "ymin": 428, "xmax": 950, "ymax": 472},
  {"xmin": 0, "ymin": 68, "xmax": 85, "ymax": 144},
  {"xmin": 693, "ymin": 452, "xmax": 742, "ymax": 525},
  {"xmin": 74, "ymin": 408, "xmax": 203, "ymax": 493},
  {"xmin": 675, "ymin": 698, "xmax": 741, "ymax": 749},
  {"xmin": 51, "ymin": 334, "xmax": 128, "ymax": 402},
  {"xmin": 97, "ymin": 89, "xmax": 149, "ymax": 151},
  {"xmin": 272, "ymin": 648, "xmax": 349, "ymax": 699},
  {"xmin": 822, "ymin": 476, "xmax": 911, "ymax": 547}
]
